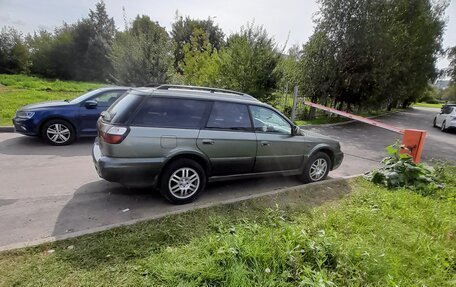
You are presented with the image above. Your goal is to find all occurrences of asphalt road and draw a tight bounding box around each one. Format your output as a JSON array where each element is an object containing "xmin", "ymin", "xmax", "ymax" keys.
[{"xmin": 0, "ymin": 107, "xmax": 454, "ymax": 249}]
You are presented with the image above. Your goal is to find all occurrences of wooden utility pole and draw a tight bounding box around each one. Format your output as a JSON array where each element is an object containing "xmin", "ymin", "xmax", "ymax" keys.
[
  {"xmin": 290, "ymin": 85, "xmax": 298, "ymax": 122},
  {"xmin": 283, "ymin": 83, "xmax": 289, "ymax": 113}
]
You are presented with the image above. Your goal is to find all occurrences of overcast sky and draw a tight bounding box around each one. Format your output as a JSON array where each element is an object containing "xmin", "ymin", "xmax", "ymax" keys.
[{"xmin": 0, "ymin": 0, "xmax": 455, "ymax": 68}]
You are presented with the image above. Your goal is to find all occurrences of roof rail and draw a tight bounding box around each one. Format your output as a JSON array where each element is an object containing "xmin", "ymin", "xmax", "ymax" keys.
[{"xmin": 156, "ymin": 84, "xmax": 249, "ymax": 97}]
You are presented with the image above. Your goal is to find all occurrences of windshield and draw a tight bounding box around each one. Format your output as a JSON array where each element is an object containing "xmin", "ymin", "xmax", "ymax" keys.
[{"xmin": 69, "ymin": 89, "xmax": 103, "ymax": 104}]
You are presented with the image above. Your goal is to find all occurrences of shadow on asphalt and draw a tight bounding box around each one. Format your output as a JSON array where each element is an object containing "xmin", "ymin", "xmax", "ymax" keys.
[
  {"xmin": 0, "ymin": 135, "xmax": 94, "ymax": 156},
  {"xmin": 51, "ymin": 175, "xmax": 305, "ymax": 237}
]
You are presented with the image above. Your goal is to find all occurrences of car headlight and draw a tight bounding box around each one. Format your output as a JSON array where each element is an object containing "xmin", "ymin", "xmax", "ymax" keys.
[{"xmin": 16, "ymin": 111, "xmax": 35, "ymax": 119}]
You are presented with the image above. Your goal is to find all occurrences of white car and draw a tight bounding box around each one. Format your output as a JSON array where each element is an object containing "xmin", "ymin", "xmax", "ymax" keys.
[{"xmin": 433, "ymin": 104, "xmax": 456, "ymax": 132}]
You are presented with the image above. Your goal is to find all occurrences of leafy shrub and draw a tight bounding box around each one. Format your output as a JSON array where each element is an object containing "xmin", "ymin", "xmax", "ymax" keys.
[
  {"xmin": 364, "ymin": 142, "xmax": 444, "ymax": 195},
  {"xmin": 423, "ymin": 97, "xmax": 440, "ymax": 104}
]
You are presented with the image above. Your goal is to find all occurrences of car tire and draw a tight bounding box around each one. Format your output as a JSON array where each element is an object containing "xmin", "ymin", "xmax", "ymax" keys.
[
  {"xmin": 41, "ymin": 119, "xmax": 76, "ymax": 146},
  {"xmin": 159, "ymin": 159, "xmax": 206, "ymax": 204},
  {"xmin": 433, "ymin": 117, "xmax": 437, "ymax": 127},
  {"xmin": 299, "ymin": 152, "xmax": 331, "ymax": 183},
  {"xmin": 441, "ymin": 121, "xmax": 446, "ymax": 132}
]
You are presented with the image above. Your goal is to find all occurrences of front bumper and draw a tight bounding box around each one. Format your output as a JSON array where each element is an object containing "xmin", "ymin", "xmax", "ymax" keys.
[
  {"xmin": 332, "ymin": 151, "xmax": 344, "ymax": 170},
  {"xmin": 12, "ymin": 117, "xmax": 40, "ymax": 136},
  {"xmin": 92, "ymin": 138, "xmax": 165, "ymax": 188}
]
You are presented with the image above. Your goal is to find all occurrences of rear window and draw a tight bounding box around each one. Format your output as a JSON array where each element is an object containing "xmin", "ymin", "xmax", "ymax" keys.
[
  {"xmin": 107, "ymin": 92, "xmax": 143, "ymax": 124},
  {"xmin": 131, "ymin": 97, "xmax": 210, "ymax": 129}
]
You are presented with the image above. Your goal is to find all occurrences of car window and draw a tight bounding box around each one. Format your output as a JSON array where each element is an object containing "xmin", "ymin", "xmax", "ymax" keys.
[
  {"xmin": 250, "ymin": 105, "xmax": 291, "ymax": 135},
  {"xmin": 108, "ymin": 93, "xmax": 143, "ymax": 124},
  {"xmin": 206, "ymin": 102, "xmax": 252, "ymax": 131},
  {"xmin": 131, "ymin": 97, "xmax": 210, "ymax": 129},
  {"xmin": 91, "ymin": 90, "xmax": 126, "ymax": 107},
  {"xmin": 69, "ymin": 89, "xmax": 102, "ymax": 104}
]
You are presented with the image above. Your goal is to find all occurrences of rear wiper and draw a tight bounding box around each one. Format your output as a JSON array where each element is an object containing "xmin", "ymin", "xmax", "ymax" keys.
[{"xmin": 100, "ymin": 111, "xmax": 112, "ymax": 121}]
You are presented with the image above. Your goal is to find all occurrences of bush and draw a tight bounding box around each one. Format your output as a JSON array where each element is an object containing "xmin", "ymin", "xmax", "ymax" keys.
[
  {"xmin": 424, "ymin": 97, "xmax": 440, "ymax": 104},
  {"xmin": 364, "ymin": 142, "xmax": 444, "ymax": 195}
]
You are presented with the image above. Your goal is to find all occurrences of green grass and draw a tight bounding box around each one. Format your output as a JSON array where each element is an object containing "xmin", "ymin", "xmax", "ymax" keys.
[
  {"xmin": 413, "ymin": 102, "xmax": 444, "ymax": 108},
  {"xmin": 0, "ymin": 88, "xmax": 80, "ymax": 125},
  {"xmin": 0, "ymin": 74, "xmax": 103, "ymax": 92},
  {"xmin": 0, "ymin": 74, "xmax": 104, "ymax": 126},
  {"xmin": 1, "ymin": 168, "xmax": 455, "ymax": 286}
]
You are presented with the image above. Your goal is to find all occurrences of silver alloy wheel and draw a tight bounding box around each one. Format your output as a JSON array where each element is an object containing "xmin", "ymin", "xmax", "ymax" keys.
[
  {"xmin": 168, "ymin": 167, "xmax": 200, "ymax": 199},
  {"xmin": 441, "ymin": 122, "xmax": 446, "ymax": 131},
  {"xmin": 309, "ymin": 158, "xmax": 328, "ymax": 181},
  {"xmin": 46, "ymin": 123, "xmax": 71, "ymax": 144}
]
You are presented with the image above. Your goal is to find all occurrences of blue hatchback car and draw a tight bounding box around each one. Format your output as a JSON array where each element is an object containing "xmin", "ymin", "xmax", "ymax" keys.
[{"xmin": 13, "ymin": 87, "xmax": 129, "ymax": 145}]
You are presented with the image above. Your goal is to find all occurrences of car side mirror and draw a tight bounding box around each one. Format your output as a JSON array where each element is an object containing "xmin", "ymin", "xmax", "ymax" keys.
[
  {"xmin": 85, "ymin": 100, "xmax": 98, "ymax": 109},
  {"xmin": 292, "ymin": 125, "xmax": 300, "ymax": 136}
]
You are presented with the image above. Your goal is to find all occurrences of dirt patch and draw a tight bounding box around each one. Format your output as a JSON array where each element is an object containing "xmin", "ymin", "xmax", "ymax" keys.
[{"xmin": 229, "ymin": 178, "xmax": 353, "ymax": 212}]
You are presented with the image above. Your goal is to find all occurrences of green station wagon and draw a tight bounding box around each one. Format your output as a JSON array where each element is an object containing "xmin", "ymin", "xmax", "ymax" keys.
[{"xmin": 92, "ymin": 85, "xmax": 344, "ymax": 204}]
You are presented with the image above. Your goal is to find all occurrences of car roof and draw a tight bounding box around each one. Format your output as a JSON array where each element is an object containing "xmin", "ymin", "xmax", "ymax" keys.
[
  {"xmin": 98, "ymin": 86, "xmax": 131, "ymax": 91},
  {"xmin": 127, "ymin": 85, "xmax": 263, "ymax": 105}
]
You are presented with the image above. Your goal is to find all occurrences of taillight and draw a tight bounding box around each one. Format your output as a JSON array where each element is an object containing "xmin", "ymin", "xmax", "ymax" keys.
[{"xmin": 100, "ymin": 126, "xmax": 129, "ymax": 144}]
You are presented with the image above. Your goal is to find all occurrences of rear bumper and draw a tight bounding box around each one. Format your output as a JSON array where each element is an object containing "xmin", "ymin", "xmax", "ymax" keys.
[
  {"xmin": 447, "ymin": 119, "xmax": 456, "ymax": 129},
  {"xmin": 92, "ymin": 138, "xmax": 165, "ymax": 188}
]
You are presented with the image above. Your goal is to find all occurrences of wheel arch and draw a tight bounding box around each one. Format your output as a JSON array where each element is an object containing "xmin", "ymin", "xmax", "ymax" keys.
[
  {"xmin": 39, "ymin": 117, "xmax": 78, "ymax": 137},
  {"xmin": 307, "ymin": 145, "xmax": 335, "ymax": 170},
  {"xmin": 158, "ymin": 151, "xmax": 212, "ymax": 185}
]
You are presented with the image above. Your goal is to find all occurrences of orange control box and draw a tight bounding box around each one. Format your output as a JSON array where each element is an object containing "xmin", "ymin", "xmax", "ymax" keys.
[{"xmin": 400, "ymin": 129, "xmax": 427, "ymax": 163}]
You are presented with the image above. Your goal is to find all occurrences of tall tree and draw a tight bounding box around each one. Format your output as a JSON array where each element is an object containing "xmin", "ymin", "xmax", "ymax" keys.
[
  {"xmin": 315, "ymin": 0, "xmax": 397, "ymax": 109},
  {"xmin": 219, "ymin": 23, "xmax": 280, "ymax": 102},
  {"xmin": 75, "ymin": 0, "xmax": 116, "ymax": 81},
  {"xmin": 27, "ymin": 1, "xmax": 115, "ymax": 81},
  {"xmin": 275, "ymin": 44, "xmax": 302, "ymax": 90},
  {"xmin": 179, "ymin": 28, "xmax": 221, "ymax": 86},
  {"xmin": 0, "ymin": 26, "xmax": 29, "ymax": 74},
  {"xmin": 387, "ymin": 0, "xmax": 447, "ymax": 107},
  {"xmin": 302, "ymin": 0, "xmax": 447, "ymax": 111},
  {"xmin": 171, "ymin": 14, "xmax": 224, "ymax": 72},
  {"xmin": 28, "ymin": 25, "xmax": 76, "ymax": 79},
  {"xmin": 299, "ymin": 31, "xmax": 337, "ymax": 105},
  {"xmin": 448, "ymin": 46, "xmax": 456, "ymax": 83},
  {"xmin": 110, "ymin": 15, "xmax": 172, "ymax": 86}
]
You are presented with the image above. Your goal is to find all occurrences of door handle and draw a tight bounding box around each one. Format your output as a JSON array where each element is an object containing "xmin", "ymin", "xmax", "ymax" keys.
[
  {"xmin": 261, "ymin": 141, "xmax": 270, "ymax": 146},
  {"xmin": 202, "ymin": 139, "xmax": 215, "ymax": 145}
]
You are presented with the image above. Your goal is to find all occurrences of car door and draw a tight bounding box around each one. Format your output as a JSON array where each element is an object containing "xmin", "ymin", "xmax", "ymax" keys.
[
  {"xmin": 435, "ymin": 107, "xmax": 445, "ymax": 126},
  {"xmin": 250, "ymin": 105, "xmax": 307, "ymax": 172},
  {"xmin": 436, "ymin": 106, "xmax": 450, "ymax": 127},
  {"xmin": 443, "ymin": 107, "xmax": 455, "ymax": 125},
  {"xmin": 79, "ymin": 89, "xmax": 126, "ymax": 136},
  {"xmin": 197, "ymin": 101, "xmax": 257, "ymax": 176}
]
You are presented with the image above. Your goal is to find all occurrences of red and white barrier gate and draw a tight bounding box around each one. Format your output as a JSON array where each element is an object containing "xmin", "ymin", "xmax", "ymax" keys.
[{"xmin": 303, "ymin": 101, "xmax": 426, "ymax": 163}]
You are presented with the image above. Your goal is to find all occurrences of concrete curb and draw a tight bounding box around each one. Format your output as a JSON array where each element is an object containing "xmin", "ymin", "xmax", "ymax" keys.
[
  {"xmin": 0, "ymin": 174, "xmax": 362, "ymax": 252},
  {"xmin": 0, "ymin": 126, "xmax": 14, "ymax": 133}
]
